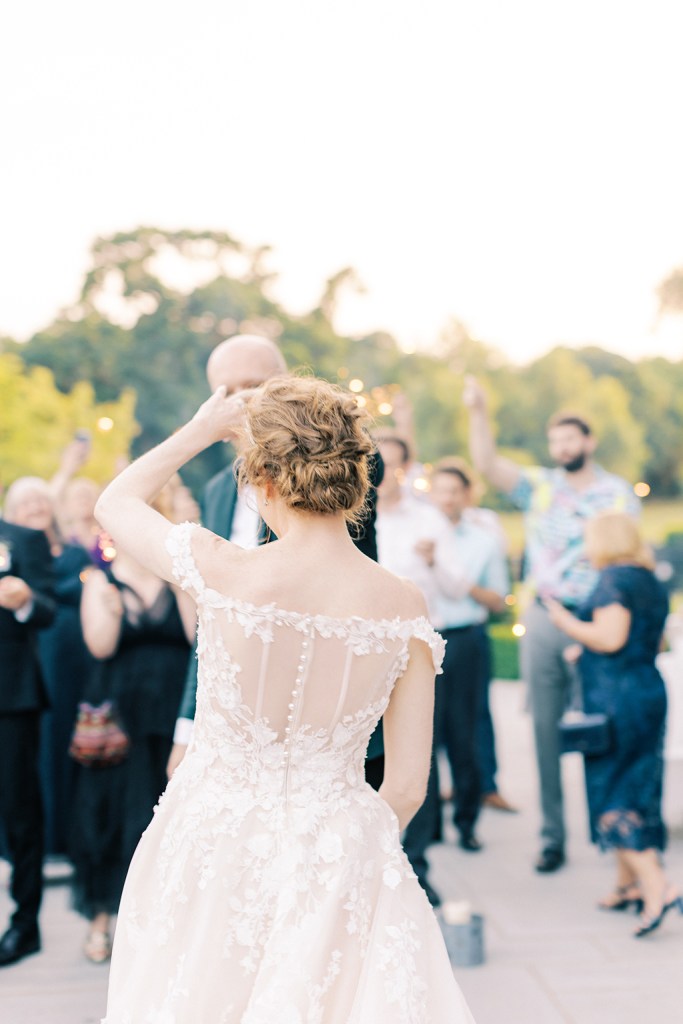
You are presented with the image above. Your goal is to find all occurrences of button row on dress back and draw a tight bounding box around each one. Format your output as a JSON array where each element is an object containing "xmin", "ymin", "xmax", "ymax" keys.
[{"xmin": 281, "ymin": 631, "xmax": 311, "ymax": 767}]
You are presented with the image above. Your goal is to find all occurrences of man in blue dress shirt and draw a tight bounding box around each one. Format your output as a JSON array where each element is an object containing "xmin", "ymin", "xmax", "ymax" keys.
[{"xmin": 429, "ymin": 459, "xmax": 509, "ymax": 852}]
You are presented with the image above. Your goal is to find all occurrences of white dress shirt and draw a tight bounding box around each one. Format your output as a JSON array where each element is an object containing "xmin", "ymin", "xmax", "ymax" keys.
[
  {"xmin": 229, "ymin": 484, "xmax": 262, "ymax": 550},
  {"xmin": 376, "ymin": 492, "xmax": 471, "ymax": 628}
]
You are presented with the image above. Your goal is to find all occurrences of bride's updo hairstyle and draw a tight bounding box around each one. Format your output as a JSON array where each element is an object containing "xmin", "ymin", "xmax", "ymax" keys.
[{"xmin": 238, "ymin": 376, "xmax": 374, "ymax": 523}]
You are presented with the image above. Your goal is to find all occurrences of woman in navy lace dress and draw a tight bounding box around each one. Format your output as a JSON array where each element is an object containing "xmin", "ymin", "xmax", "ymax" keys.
[{"xmin": 547, "ymin": 512, "xmax": 681, "ymax": 938}]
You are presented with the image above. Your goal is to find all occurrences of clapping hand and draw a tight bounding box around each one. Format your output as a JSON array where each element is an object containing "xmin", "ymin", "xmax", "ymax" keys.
[
  {"xmin": 0, "ymin": 576, "xmax": 32, "ymax": 611},
  {"xmin": 414, "ymin": 539, "xmax": 436, "ymax": 568}
]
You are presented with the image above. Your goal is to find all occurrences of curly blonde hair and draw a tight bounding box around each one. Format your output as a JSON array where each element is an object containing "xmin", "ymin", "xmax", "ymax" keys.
[{"xmin": 238, "ymin": 376, "xmax": 374, "ymax": 523}]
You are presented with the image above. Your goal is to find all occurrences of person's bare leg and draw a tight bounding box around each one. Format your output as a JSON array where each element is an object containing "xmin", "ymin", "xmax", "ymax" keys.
[
  {"xmin": 615, "ymin": 849, "xmax": 638, "ymax": 888},
  {"xmin": 598, "ymin": 850, "xmax": 640, "ymax": 908},
  {"xmin": 90, "ymin": 911, "xmax": 110, "ymax": 934},
  {"xmin": 84, "ymin": 912, "xmax": 112, "ymax": 962},
  {"xmin": 622, "ymin": 848, "xmax": 679, "ymax": 931}
]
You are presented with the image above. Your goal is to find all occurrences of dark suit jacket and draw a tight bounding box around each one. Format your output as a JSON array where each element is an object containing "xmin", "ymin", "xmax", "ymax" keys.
[{"xmin": 0, "ymin": 520, "xmax": 56, "ymax": 713}]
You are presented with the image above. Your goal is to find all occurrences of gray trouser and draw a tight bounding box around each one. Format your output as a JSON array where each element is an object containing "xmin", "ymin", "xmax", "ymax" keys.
[{"xmin": 520, "ymin": 602, "xmax": 573, "ymax": 850}]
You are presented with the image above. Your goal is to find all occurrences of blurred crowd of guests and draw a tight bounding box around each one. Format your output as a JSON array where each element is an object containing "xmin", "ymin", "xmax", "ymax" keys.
[
  {"xmin": 0, "ymin": 334, "xmax": 679, "ymax": 969},
  {"xmin": 0, "ymin": 446, "xmax": 199, "ymax": 965}
]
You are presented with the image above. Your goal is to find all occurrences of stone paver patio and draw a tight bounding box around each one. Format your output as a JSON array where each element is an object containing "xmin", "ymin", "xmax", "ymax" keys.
[{"xmin": 2, "ymin": 680, "xmax": 681, "ymax": 1023}]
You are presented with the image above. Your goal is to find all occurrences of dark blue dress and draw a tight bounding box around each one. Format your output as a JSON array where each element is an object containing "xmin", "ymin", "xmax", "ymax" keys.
[{"xmin": 578, "ymin": 564, "xmax": 668, "ymax": 851}]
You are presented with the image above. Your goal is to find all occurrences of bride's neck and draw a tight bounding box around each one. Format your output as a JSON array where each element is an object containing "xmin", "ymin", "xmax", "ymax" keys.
[{"xmin": 271, "ymin": 510, "xmax": 354, "ymax": 551}]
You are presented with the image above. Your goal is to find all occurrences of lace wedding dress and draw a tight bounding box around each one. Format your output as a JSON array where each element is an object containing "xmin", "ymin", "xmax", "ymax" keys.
[{"xmin": 103, "ymin": 523, "xmax": 475, "ymax": 1024}]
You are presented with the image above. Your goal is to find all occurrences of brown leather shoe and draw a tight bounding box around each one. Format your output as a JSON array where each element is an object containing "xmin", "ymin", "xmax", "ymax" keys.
[{"xmin": 482, "ymin": 791, "xmax": 519, "ymax": 813}]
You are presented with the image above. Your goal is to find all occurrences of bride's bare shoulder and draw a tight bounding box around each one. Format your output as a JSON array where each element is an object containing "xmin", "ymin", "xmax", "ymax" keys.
[
  {"xmin": 361, "ymin": 560, "xmax": 430, "ymax": 621},
  {"xmin": 189, "ymin": 525, "xmax": 252, "ymax": 567}
]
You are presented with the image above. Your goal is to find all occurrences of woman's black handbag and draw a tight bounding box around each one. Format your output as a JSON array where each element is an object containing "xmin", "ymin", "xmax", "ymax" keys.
[
  {"xmin": 558, "ymin": 661, "xmax": 612, "ymax": 757},
  {"xmin": 558, "ymin": 709, "xmax": 611, "ymax": 756}
]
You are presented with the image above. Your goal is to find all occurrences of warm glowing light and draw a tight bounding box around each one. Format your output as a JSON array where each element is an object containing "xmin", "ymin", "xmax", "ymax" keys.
[
  {"xmin": 504, "ymin": 594, "xmax": 517, "ymax": 606},
  {"xmin": 355, "ymin": 395, "xmax": 367, "ymax": 408},
  {"xmin": 97, "ymin": 416, "xmax": 114, "ymax": 431},
  {"xmin": 634, "ymin": 481, "xmax": 651, "ymax": 498},
  {"xmin": 337, "ymin": 366, "xmax": 349, "ymax": 379},
  {"xmin": 378, "ymin": 402, "xmax": 393, "ymax": 416},
  {"xmin": 349, "ymin": 378, "xmax": 364, "ymax": 393},
  {"xmin": 512, "ymin": 623, "xmax": 526, "ymax": 638},
  {"xmin": 102, "ymin": 545, "xmax": 117, "ymax": 561},
  {"xmin": 413, "ymin": 477, "xmax": 430, "ymax": 492}
]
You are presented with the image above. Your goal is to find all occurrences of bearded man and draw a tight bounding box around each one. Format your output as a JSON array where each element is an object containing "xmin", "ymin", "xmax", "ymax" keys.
[{"xmin": 464, "ymin": 377, "xmax": 639, "ymax": 874}]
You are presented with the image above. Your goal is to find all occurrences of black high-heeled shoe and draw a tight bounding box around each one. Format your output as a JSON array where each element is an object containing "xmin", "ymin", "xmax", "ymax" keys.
[
  {"xmin": 633, "ymin": 893, "xmax": 683, "ymax": 938},
  {"xmin": 597, "ymin": 885, "xmax": 643, "ymax": 913}
]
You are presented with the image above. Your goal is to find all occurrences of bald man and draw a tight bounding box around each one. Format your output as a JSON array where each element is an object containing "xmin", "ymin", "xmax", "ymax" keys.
[{"xmin": 167, "ymin": 335, "xmax": 384, "ymax": 778}]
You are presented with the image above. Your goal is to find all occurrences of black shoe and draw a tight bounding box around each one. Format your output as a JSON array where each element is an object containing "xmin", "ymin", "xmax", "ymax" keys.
[
  {"xmin": 416, "ymin": 877, "xmax": 442, "ymax": 908},
  {"xmin": 0, "ymin": 926, "xmax": 41, "ymax": 967},
  {"xmin": 535, "ymin": 847, "xmax": 565, "ymax": 873},
  {"xmin": 597, "ymin": 884, "xmax": 643, "ymax": 913},
  {"xmin": 634, "ymin": 893, "xmax": 683, "ymax": 938},
  {"xmin": 458, "ymin": 833, "xmax": 483, "ymax": 853}
]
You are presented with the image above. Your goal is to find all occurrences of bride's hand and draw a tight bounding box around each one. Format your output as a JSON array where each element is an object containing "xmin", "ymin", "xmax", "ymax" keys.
[{"xmin": 191, "ymin": 386, "xmax": 255, "ymax": 445}]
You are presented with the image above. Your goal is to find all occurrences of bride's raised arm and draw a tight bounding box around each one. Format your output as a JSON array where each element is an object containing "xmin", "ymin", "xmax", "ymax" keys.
[{"xmin": 95, "ymin": 387, "xmax": 250, "ymax": 583}]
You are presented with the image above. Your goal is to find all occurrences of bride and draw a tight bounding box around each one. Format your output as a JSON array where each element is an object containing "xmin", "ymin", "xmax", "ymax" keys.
[{"xmin": 97, "ymin": 375, "xmax": 475, "ymax": 1023}]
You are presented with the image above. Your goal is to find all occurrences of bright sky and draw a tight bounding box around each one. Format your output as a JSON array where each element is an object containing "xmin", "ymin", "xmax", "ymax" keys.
[{"xmin": 3, "ymin": 1, "xmax": 683, "ymax": 363}]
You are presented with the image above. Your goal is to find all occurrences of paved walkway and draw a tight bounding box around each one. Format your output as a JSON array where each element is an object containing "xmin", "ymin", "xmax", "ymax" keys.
[{"xmin": 2, "ymin": 681, "xmax": 682, "ymax": 1023}]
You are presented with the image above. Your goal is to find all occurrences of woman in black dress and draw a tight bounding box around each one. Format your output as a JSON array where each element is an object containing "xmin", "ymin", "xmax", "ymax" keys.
[
  {"xmin": 3, "ymin": 477, "xmax": 95, "ymax": 856},
  {"xmin": 73, "ymin": 506, "xmax": 195, "ymax": 962},
  {"xmin": 547, "ymin": 512, "xmax": 682, "ymax": 938}
]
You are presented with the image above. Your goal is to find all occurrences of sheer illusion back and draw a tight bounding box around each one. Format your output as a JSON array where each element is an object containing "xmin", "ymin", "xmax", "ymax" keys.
[
  {"xmin": 167, "ymin": 522, "xmax": 441, "ymax": 795},
  {"xmin": 103, "ymin": 522, "xmax": 475, "ymax": 1024}
]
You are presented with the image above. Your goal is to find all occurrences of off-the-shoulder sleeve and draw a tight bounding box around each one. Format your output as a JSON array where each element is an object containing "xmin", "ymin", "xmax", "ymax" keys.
[
  {"xmin": 410, "ymin": 618, "xmax": 446, "ymax": 675},
  {"xmin": 165, "ymin": 521, "xmax": 205, "ymax": 599}
]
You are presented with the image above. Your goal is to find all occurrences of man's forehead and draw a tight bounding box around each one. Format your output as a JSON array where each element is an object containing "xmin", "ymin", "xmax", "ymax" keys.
[
  {"xmin": 547, "ymin": 424, "xmax": 586, "ymax": 439},
  {"xmin": 210, "ymin": 361, "xmax": 276, "ymax": 390},
  {"xmin": 378, "ymin": 439, "xmax": 408, "ymax": 460}
]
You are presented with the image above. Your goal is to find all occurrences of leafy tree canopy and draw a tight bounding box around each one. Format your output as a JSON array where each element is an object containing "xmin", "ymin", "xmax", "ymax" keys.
[
  {"xmin": 0, "ymin": 353, "xmax": 138, "ymax": 493},
  {"xmin": 3, "ymin": 227, "xmax": 683, "ymax": 499}
]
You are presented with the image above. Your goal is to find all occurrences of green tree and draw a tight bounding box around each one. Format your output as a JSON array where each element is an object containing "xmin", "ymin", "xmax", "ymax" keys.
[
  {"xmin": 633, "ymin": 358, "xmax": 683, "ymax": 494},
  {"xmin": 7, "ymin": 229, "xmax": 683, "ymax": 503},
  {"xmin": 15, "ymin": 228, "xmax": 292, "ymax": 489},
  {"xmin": 0, "ymin": 353, "xmax": 138, "ymax": 492}
]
